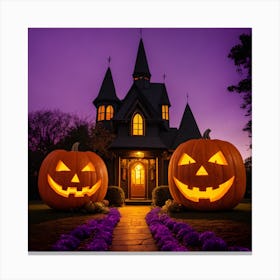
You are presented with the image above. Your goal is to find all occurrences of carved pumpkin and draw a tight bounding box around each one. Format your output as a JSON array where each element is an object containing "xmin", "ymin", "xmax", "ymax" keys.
[
  {"xmin": 38, "ymin": 143, "xmax": 108, "ymax": 210},
  {"xmin": 168, "ymin": 134, "xmax": 246, "ymax": 210}
]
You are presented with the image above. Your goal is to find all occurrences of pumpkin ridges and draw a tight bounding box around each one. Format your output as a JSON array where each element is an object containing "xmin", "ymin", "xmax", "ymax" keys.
[
  {"xmin": 168, "ymin": 138, "xmax": 246, "ymax": 211},
  {"xmin": 38, "ymin": 149, "xmax": 108, "ymax": 210}
]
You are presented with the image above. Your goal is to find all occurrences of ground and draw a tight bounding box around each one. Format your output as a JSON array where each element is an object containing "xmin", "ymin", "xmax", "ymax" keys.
[{"xmin": 28, "ymin": 200, "xmax": 251, "ymax": 252}]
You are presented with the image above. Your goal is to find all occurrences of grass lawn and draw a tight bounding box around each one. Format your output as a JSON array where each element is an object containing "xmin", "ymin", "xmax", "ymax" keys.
[
  {"xmin": 168, "ymin": 201, "xmax": 252, "ymax": 250},
  {"xmin": 28, "ymin": 200, "xmax": 251, "ymax": 251}
]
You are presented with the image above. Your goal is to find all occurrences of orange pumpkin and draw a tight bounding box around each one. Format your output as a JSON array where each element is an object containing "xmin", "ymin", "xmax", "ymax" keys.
[
  {"xmin": 38, "ymin": 143, "xmax": 108, "ymax": 210},
  {"xmin": 168, "ymin": 136, "xmax": 246, "ymax": 210}
]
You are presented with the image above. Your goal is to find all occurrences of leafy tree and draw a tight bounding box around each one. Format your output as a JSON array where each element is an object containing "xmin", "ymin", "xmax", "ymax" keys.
[
  {"xmin": 227, "ymin": 33, "xmax": 252, "ymax": 140},
  {"xmin": 90, "ymin": 122, "xmax": 115, "ymax": 158}
]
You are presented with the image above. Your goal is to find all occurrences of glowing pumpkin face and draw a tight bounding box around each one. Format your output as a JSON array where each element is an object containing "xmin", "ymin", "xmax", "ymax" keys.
[
  {"xmin": 38, "ymin": 147, "xmax": 108, "ymax": 210},
  {"xmin": 168, "ymin": 139, "xmax": 246, "ymax": 210}
]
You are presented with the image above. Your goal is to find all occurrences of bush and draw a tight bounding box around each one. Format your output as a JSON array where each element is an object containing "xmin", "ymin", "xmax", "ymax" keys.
[
  {"xmin": 105, "ymin": 186, "xmax": 125, "ymax": 206},
  {"xmin": 152, "ymin": 185, "xmax": 172, "ymax": 207}
]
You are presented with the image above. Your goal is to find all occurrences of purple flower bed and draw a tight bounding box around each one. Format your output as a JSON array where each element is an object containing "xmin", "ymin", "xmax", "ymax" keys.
[
  {"xmin": 146, "ymin": 207, "xmax": 250, "ymax": 252},
  {"xmin": 52, "ymin": 208, "xmax": 120, "ymax": 251}
]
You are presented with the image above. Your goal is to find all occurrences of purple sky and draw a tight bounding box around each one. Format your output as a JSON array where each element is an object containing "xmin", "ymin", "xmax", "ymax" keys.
[{"xmin": 28, "ymin": 28, "xmax": 251, "ymax": 160}]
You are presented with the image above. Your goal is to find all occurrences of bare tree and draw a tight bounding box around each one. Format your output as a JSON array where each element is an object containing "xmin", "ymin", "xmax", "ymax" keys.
[{"xmin": 28, "ymin": 109, "xmax": 90, "ymax": 154}]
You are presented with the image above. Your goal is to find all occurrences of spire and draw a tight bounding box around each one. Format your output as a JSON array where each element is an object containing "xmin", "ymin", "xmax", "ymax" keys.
[
  {"xmin": 93, "ymin": 67, "xmax": 120, "ymax": 107},
  {"xmin": 173, "ymin": 103, "xmax": 201, "ymax": 148},
  {"xmin": 133, "ymin": 38, "xmax": 151, "ymax": 80}
]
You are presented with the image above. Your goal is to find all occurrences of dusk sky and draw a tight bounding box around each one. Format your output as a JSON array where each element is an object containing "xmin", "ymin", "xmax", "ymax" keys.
[{"xmin": 28, "ymin": 28, "xmax": 251, "ymax": 159}]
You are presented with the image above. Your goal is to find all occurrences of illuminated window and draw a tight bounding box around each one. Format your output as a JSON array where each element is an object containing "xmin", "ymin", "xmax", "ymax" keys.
[
  {"xmin": 106, "ymin": 105, "xmax": 114, "ymax": 120},
  {"xmin": 162, "ymin": 105, "xmax": 169, "ymax": 120},
  {"xmin": 97, "ymin": 105, "xmax": 105, "ymax": 121},
  {"xmin": 132, "ymin": 113, "xmax": 144, "ymax": 136},
  {"xmin": 132, "ymin": 163, "xmax": 145, "ymax": 185}
]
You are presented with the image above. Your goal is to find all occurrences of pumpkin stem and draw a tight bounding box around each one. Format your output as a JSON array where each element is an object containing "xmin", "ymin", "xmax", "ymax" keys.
[
  {"xmin": 203, "ymin": 129, "xmax": 211, "ymax": 139},
  {"xmin": 71, "ymin": 142, "xmax": 80, "ymax": 151}
]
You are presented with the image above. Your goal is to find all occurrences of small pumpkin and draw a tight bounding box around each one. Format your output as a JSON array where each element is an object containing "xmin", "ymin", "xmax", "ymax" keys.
[
  {"xmin": 38, "ymin": 143, "xmax": 108, "ymax": 210},
  {"xmin": 168, "ymin": 132, "xmax": 246, "ymax": 210}
]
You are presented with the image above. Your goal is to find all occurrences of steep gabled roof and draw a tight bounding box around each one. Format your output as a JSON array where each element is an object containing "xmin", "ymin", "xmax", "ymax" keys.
[
  {"xmin": 172, "ymin": 103, "xmax": 201, "ymax": 148},
  {"xmin": 93, "ymin": 67, "xmax": 120, "ymax": 106},
  {"xmin": 140, "ymin": 83, "xmax": 171, "ymax": 112},
  {"xmin": 114, "ymin": 84, "xmax": 158, "ymax": 120},
  {"xmin": 133, "ymin": 39, "xmax": 151, "ymax": 79}
]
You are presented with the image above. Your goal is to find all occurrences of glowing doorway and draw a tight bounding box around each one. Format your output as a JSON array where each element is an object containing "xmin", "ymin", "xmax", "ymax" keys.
[{"xmin": 130, "ymin": 162, "xmax": 146, "ymax": 198}]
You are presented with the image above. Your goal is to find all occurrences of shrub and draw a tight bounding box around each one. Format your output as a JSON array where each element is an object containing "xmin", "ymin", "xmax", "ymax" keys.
[
  {"xmin": 105, "ymin": 186, "xmax": 125, "ymax": 206},
  {"xmin": 152, "ymin": 185, "xmax": 172, "ymax": 207}
]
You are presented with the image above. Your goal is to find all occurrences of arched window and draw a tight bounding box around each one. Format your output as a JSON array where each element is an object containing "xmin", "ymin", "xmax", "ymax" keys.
[
  {"xmin": 97, "ymin": 105, "xmax": 105, "ymax": 121},
  {"xmin": 106, "ymin": 105, "xmax": 114, "ymax": 120},
  {"xmin": 162, "ymin": 105, "xmax": 169, "ymax": 120},
  {"xmin": 132, "ymin": 113, "xmax": 144, "ymax": 136}
]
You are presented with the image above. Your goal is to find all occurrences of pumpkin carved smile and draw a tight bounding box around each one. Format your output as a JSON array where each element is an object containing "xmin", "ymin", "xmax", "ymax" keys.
[
  {"xmin": 168, "ymin": 135, "xmax": 246, "ymax": 210},
  {"xmin": 38, "ymin": 143, "xmax": 108, "ymax": 210},
  {"xmin": 173, "ymin": 176, "xmax": 235, "ymax": 202},
  {"xmin": 47, "ymin": 175, "xmax": 102, "ymax": 198}
]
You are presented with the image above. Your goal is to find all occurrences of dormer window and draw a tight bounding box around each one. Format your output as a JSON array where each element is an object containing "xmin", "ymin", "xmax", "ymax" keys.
[
  {"xmin": 132, "ymin": 113, "xmax": 144, "ymax": 136},
  {"xmin": 106, "ymin": 105, "xmax": 114, "ymax": 120},
  {"xmin": 162, "ymin": 105, "xmax": 169, "ymax": 120},
  {"xmin": 97, "ymin": 105, "xmax": 105, "ymax": 121}
]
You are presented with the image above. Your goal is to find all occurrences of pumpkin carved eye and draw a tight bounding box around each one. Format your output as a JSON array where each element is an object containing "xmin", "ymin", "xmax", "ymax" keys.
[
  {"xmin": 56, "ymin": 160, "xmax": 71, "ymax": 171},
  {"xmin": 81, "ymin": 162, "xmax": 95, "ymax": 172},
  {"xmin": 178, "ymin": 153, "xmax": 196, "ymax": 165},
  {"xmin": 208, "ymin": 151, "xmax": 228, "ymax": 165}
]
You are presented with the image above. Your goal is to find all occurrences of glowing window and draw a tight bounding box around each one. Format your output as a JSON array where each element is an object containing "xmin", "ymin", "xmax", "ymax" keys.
[
  {"xmin": 97, "ymin": 105, "xmax": 105, "ymax": 121},
  {"xmin": 132, "ymin": 163, "xmax": 145, "ymax": 185},
  {"xmin": 162, "ymin": 105, "xmax": 169, "ymax": 120},
  {"xmin": 132, "ymin": 113, "xmax": 144, "ymax": 136},
  {"xmin": 106, "ymin": 105, "xmax": 114, "ymax": 120}
]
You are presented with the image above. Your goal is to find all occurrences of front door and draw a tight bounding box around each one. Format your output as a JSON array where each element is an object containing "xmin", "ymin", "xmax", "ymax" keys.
[{"xmin": 130, "ymin": 162, "xmax": 146, "ymax": 199}]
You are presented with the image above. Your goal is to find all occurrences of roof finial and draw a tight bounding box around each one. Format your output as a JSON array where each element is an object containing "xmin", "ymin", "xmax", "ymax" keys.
[
  {"xmin": 108, "ymin": 56, "xmax": 111, "ymax": 67},
  {"xmin": 139, "ymin": 28, "xmax": 143, "ymax": 39},
  {"xmin": 186, "ymin": 92, "xmax": 189, "ymax": 104},
  {"xmin": 163, "ymin": 73, "xmax": 166, "ymax": 83}
]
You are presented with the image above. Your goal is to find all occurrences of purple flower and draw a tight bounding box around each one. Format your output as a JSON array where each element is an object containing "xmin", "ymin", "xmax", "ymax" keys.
[
  {"xmin": 173, "ymin": 222, "xmax": 192, "ymax": 234},
  {"xmin": 202, "ymin": 237, "xmax": 228, "ymax": 251},
  {"xmin": 199, "ymin": 231, "xmax": 216, "ymax": 244},
  {"xmin": 52, "ymin": 207, "xmax": 120, "ymax": 251},
  {"xmin": 84, "ymin": 238, "xmax": 108, "ymax": 251},
  {"xmin": 164, "ymin": 220, "xmax": 176, "ymax": 230},
  {"xmin": 70, "ymin": 224, "xmax": 93, "ymax": 239},
  {"xmin": 176, "ymin": 227, "xmax": 194, "ymax": 241},
  {"xmin": 182, "ymin": 231, "xmax": 200, "ymax": 247},
  {"xmin": 160, "ymin": 241, "xmax": 187, "ymax": 251},
  {"xmin": 52, "ymin": 234, "xmax": 80, "ymax": 251},
  {"xmin": 228, "ymin": 246, "xmax": 250, "ymax": 251}
]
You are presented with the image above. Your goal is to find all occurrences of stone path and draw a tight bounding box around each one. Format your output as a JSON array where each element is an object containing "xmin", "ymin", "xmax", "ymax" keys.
[{"xmin": 110, "ymin": 206, "xmax": 158, "ymax": 251}]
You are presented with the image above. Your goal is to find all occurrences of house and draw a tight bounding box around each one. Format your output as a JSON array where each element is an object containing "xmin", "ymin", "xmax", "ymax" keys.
[{"xmin": 93, "ymin": 38, "xmax": 201, "ymax": 201}]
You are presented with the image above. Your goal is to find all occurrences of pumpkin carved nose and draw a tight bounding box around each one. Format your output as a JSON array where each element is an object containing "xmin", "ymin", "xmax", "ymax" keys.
[
  {"xmin": 71, "ymin": 174, "xmax": 80, "ymax": 183},
  {"xmin": 196, "ymin": 166, "xmax": 208, "ymax": 176}
]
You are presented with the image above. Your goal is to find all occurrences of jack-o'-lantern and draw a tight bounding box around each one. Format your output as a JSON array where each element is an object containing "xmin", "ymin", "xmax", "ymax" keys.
[
  {"xmin": 38, "ymin": 143, "xmax": 108, "ymax": 210},
  {"xmin": 168, "ymin": 133, "xmax": 246, "ymax": 210}
]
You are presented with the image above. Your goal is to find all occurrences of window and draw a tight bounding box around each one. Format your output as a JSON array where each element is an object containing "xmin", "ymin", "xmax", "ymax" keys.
[
  {"xmin": 162, "ymin": 105, "xmax": 169, "ymax": 120},
  {"xmin": 132, "ymin": 163, "xmax": 145, "ymax": 185},
  {"xmin": 132, "ymin": 113, "xmax": 144, "ymax": 136},
  {"xmin": 97, "ymin": 105, "xmax": 105, "ymax": 121},
  {"xmin": 106, "ymin": 105, "xmax": 114, "ymax": 120}
]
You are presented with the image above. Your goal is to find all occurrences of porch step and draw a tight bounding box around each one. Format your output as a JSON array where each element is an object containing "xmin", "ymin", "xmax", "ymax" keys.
[{"xmin": 125, "ymin": 199, "xmax": 152, "ymax": 205}]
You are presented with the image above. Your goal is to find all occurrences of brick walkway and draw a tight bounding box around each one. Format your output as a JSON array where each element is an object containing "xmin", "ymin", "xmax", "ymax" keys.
[{"xmin": 110, "ymin": 206, "xmax": 158, "ymax": 251}]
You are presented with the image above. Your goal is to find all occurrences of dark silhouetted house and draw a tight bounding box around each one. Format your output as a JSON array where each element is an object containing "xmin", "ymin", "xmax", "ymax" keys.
[{"xmin": 93, "ymin": 38, "xmax": 201, "ymax": 201}]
